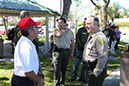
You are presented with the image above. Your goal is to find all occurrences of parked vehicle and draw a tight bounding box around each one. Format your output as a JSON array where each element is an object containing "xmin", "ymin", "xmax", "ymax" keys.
[
  {"xmin": 0, "ymin": 29, "xmax": 5, "ymax": 35},
  {"xmin": 0, "ymin": 26, "xmax": 14, "ymax": 35}
]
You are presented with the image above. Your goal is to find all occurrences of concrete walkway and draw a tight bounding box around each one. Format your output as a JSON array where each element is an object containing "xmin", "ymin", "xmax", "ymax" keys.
[
  {"xmin": 103, "ymin": 66, "xmax": 120, "ymax": 86},
  {"xmin": 0, "ymin": 56, "xmax": 14, "ymax": 62},
  {"xmin": 103, "ymin": 56, "xmax": 120, "ymax": 86}
]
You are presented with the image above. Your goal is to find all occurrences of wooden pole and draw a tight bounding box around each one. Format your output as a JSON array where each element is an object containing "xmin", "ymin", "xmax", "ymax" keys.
[{"xmin": 45, "ymin": 15, "xmax": 49, "ymax": 53}]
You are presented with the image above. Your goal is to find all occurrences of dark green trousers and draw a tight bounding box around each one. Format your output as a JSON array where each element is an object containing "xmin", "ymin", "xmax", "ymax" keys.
[
  {"xmin": 87, "ymin": 67, "xmax": 107, "ymax": 86},
  {"xmin": 53, "ymin": 50, "xmax": 70, "ymax": 86}
]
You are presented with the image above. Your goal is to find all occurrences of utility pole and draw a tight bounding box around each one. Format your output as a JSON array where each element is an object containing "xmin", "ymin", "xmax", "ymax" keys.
[
  {"xmin": 90, "ymin": 4, "xmax": 92, "ymax": 15},
  {"xmin": 60, "ymin": 0, "xmax": 62, "ymax": 15},
  {"xmin": 74, "ymin": 3, "xmax": 78, "ymax": 39}
]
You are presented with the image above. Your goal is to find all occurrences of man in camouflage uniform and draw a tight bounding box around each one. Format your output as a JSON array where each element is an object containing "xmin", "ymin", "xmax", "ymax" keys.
[
  {"xmin": 53, "ymin": 18, "xmax": 75, "ymax": 86},
  {"xmin": 14, "ymin": 11, "xmax": 30, "ymax": 45},
  {"xmin": 83, "ymin": 16, "xmax": 108, "ymax": 86},
  {"xmin": 68, "ymin": 18, "xmax": 89, "ymax": 83}
]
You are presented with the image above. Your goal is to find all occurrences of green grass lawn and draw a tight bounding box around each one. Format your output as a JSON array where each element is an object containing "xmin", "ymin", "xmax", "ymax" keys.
[
  {"xmin": 107, "ymin": 41, "xmax": 127, "ymax": 75},
  {"xmin": 0, "ymin": 35, "xmax": 127, "ymax": 86},
  {"xmin": 0, "ymin": 62, "xmax": 14, "ymax": 86},
  {"xmin": 1, "ymin": 35, "xmax": 8, "ymax": 40}
]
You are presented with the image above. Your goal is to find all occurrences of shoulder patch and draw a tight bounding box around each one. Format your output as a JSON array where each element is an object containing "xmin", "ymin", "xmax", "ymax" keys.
[
  {"xmin": 82, "ymin": 32, "xmax": 87, "ymax": 34},
  {"xmin": 17, "ymin": 30, "xmax": 22, "ymax": 38},
  {"xmin": 54, "ymin": 28, "xmax": 58, "ymax": 31},
  {"xmin": 98, "ymin": 39, "xmax": 105, "ymax": 45},
  {"xmin": 72, "ymin": 31, "xmax": 74, "ymax": 35},
  {"xmin": 67, "ymin": 32, "xmax": 70, "ymax": 35}
]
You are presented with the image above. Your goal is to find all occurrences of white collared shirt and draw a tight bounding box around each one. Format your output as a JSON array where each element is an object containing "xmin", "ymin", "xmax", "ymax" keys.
[
  {"xmin": 14, "ymin": 36, "xmax": 39, "ymax": 77},
  {"xmin": 111, "ymin": 22, "xmax": 115, "ymax": 26}
]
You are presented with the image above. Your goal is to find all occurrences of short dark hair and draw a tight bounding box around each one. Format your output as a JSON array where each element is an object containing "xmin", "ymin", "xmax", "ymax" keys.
[
  {"xmin": 111, "ymin": 18, "xmax": 114, "ymax": 21},
  {"xmin": 57, "ymin": 17, "xmax": 66, "ymax": 23},
  {"xmin": 88, "ymin": 15, "xmax": 99, "ymax": 27},
  {"xmin": 84, "ymin": 18, "xmax": 87, "ymax": 20},
  {"xmin": 94, "ymin": 17, "xmax": 99, "ymax": 27},
  {"xmin": 21, "ymin": 25, "xmax": 34, "ymax": 37}
]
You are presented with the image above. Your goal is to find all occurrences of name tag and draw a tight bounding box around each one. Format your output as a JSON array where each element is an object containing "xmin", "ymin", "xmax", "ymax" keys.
[{"xmin": 82, "ymin": 32, "xmax": 87, "ymax": 34}]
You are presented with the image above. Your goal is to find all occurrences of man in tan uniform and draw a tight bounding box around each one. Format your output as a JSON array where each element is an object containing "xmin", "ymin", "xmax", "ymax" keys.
[
  {"xmin": 53, "ymin": 18, "xmax": 75, "ymax": 86},
  {"xmin": 83, "ymin": 16, "xmax": 108, "ymax": 86}
]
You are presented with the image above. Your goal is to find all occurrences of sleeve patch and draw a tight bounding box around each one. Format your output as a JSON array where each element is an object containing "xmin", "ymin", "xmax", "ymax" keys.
[
  {"xmin": 67, "ymin": 32, "xmax": 70, "ymax": 35},
  {"xmin": 98, "ymin": 39, "xmax": 105, "ymax": 45},
  {"xmin": 72, "ymin": 31, "xmax": 74, "ymax": 35},
  {"xmin": 54, "ymin": 28, "xmax": 58, "ymax": 31},
  {"xmin": 82, "ymin": 32, "xmax": 87, "ymax": 34},
  {"xmin": 17, "ymin": 30, "xmax": 22, "ymax": 38}
]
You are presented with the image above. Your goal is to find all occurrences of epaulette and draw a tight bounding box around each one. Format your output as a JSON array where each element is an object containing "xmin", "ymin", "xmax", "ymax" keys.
[
  {"xmin": 72, "ymin": 31, "xmax": 74, "ymax": 35},
  {"xmin": 54, "ymin": 28, "xmax": 58, "ymax": 31}
]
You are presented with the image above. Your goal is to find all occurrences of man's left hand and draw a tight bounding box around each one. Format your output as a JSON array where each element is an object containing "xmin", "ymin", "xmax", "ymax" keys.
[
  {"xmin": 70, "ymin": 53, "xmax": 74, "ymax": 58},
  {"xmin": 38, "ymin": 71, "xmax": 45, "ymax": 79}
]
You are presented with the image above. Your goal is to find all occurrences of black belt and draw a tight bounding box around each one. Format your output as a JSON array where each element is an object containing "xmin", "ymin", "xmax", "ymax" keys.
[
  {"xmin": 83, "ymin": 62, "xmax": 88, "ymax": 64},
  {"xmin": 55, "ymin": 48, "xmax": 70, "ymax": 52},
  {"xmin": 13, "ymin": 74, "xmax": 28, "ymax": 79},
  {"xmin": 83, "ymin": 60, "xmax": 97, "ymax": 71}
]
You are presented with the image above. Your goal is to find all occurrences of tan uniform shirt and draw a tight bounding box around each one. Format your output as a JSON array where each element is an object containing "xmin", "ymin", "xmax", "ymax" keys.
[
  {"xmin": 53, "ymin": 28, "xmax": 74, "ymax": 49},
  {"xmin": 83, "ymin": 28, "xmax": 108, "ymax": 76}
]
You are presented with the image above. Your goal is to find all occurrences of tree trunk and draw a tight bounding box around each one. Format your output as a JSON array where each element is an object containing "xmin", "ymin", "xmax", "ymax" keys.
[
  {"xmin": 2, "ymin": 16, "xmax": 8, "ymax": 35},
  {"xmin": 101, "ymin": 2, "xmax": 107, "ymax": 31},
  {"xmin": 61, "ymin": 0, "xmax": 72, "ymax": 21},
  {"xmin": 90, "ymin": 0, "xmax": 110, "ymax": 31}
]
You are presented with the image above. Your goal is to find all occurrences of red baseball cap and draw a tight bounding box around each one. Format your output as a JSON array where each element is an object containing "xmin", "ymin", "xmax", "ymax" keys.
[{"xmin": 18, "ymin": 17, "xmax": 41, "ymax": 30}]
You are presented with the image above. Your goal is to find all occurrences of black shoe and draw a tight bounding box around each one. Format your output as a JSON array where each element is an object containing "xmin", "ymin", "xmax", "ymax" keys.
[
  {"xmin": 68, "ymin": 78, "xmax": 76, "ymax": 82},
  {"xmin": 78, "ymin": 79, "xmax": 87, "ymax": 83}
]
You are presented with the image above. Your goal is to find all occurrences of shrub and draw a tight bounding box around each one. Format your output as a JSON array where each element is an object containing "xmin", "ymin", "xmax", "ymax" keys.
[{"xmin": 0, "ymin": 24, "xmax": 3, "ymax": 26}]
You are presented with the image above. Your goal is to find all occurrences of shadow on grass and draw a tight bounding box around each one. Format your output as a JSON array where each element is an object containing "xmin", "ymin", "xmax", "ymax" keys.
[
  {"xmin": 39, "ymin": 55, "xmax": 54, "ymax": 84},
  {"xmin": 0, "ymin": 77, "xmax": 10, "ymax": 86},
  {"xmin": 39, "ymin": 55, "xmax": 87, "ymax": 86},
  {"xmin": 0, "ymin": 77, "xmax": 9, "ymax": 81},
  {"xmin": 107, "ymin": 59, "xmax": 120, "ymax": 76},
  {"xmin": 120, "ymin": 41, "xmax": 128, "ymax": 45}
]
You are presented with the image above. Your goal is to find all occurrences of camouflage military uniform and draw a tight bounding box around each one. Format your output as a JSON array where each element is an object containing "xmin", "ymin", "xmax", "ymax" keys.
[
  {"xmin": 14, "ymin": 25, "xmax": 22, "ymax": 45},
  {"xmin": 83, "ymin": 28, "xmax": 108, "ymax": 86},
  {"xmin": 53, "ymin": 28, "xmax": 74, "ymax": 86}
]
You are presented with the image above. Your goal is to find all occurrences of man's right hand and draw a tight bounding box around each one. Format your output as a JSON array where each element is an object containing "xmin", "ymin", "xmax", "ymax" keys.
[
  {"xmin": 39, "ymin": 78, "xmax": 45, "ymax": 86},
  {"xmin": 63, "ymin": 28, "xmax": 69, "ymax": 33},
  {"xmin": 56, "ymin": 28, "xmax": 69, "ymax": 37}
]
